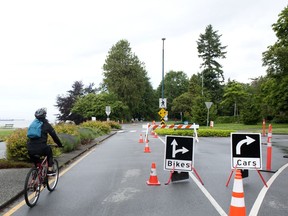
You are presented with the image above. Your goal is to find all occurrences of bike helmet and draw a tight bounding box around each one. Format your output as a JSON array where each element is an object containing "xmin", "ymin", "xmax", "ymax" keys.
[{"xmin": 34, "ymin": 107, "xmax": 47, "ymax": 119}]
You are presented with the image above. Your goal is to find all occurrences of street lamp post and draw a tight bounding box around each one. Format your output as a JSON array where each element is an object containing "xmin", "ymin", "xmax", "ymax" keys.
[{"xmin": 161, "ymin": 38, "xmax": 165, "ymax": 99}]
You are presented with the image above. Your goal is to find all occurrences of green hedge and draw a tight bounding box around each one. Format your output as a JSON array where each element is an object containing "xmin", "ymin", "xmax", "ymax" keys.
[
  {"xmin": 80, "ymin": 121, "xmax": 111, "ymax": 134},
  {"xmin": 154, "ymin": 128, "xmax": 235, "ymax": 137},
  {"xmin": 5, "ymin": 121, "xmax": 118, "ymax": 162}
]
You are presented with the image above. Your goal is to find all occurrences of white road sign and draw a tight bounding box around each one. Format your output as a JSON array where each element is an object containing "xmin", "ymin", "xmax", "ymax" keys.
[
  {"xmin": 231, "ymin": 133, "xmax": 262, "ymax": 169},
  {"xmin": 164, "ymin": 135, "xmax": 194, "ymax": 172}
]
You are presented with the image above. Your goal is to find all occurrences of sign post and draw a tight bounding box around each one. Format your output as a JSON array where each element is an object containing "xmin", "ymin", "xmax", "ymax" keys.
[
  {"xmin": 105, "ymin": 106, "xmax": 111, "ymax": 121},
  {"xmin": 205, "ymin": 102, "xmax": 213, "ymax": 127}
]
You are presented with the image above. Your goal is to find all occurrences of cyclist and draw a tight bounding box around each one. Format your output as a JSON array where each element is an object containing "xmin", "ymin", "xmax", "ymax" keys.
[{"xmin": 27, "ymin": 108, "xmax": 63, "ymax": 176}]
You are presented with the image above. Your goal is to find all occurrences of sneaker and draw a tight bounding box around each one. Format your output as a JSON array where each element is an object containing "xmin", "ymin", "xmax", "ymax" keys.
[{"xmin": 47, "ymin": 170, "xmax": 56, "ymax": 176}]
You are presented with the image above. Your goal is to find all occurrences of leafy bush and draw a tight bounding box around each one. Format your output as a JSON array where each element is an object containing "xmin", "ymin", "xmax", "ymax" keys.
[
  {"xmin": 198, "ymin": 129, "xmax": 235, "ymax": 137},
  {"xmin": 4, "ymin": 121, "xmax": 113, "ymax": 164},
  {"xmin": 78, "ymin": 127, "xmax": 100, "ymax": 144},
  {"xmin": 52, "ymin": 123, "xmax": 81, "ymax": 152},
  {"xmin": 154, "ymin": 128, "xmax": 234, "ymax": 137},
  {"xmin": 58, "ymin": 133, "xmax": 80, "ymax": 152},
  {"xmin": 107, "ymin": 121, "xmax": 122, "ymax": 129},
  {"xmin": 6, "ymin": 128, "xmax": 29, "ymax": 161},
  {"xmin": 53, "ymin": 123, "xmax": 80, "ymax": 137},
  {"xmin": 80, "ymin": 121, "xmax": 111, "ymax": 134}
]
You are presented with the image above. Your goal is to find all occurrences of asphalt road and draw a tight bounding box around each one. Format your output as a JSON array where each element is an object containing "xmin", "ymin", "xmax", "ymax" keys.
[{"xmin": 3, "ymin": 123, "xmax": 288, "ymax": 216}]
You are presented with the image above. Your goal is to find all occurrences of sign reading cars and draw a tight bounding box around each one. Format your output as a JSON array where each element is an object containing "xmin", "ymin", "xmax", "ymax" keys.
[{"xmin": 231, "ymin": 133, "xmax": 262, "ymax": 169}]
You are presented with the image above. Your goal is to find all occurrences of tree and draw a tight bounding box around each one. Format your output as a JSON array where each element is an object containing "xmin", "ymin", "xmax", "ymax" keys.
[
  {"xmin": 71, "ymin": 93, "xmax": 129, "ymax": 121},
  {"xmin": 241, "ymin": 94, "xmax": 261, "ymax": 125},
  {"xmin": 262, "ymin": 6, "xmax": 288, "ymax": 78},
  {"xmin": 171, "ymin": 92, "xmax": 194, "ymax": 120},
  {"xmin": 220, "ymin": 80, "xmax": 248, "ymax": 117},
  {"xmin": 262, "ymin": 6, "xmax": 288, "ymax": 122},
  {"xmin": 102, "ymin": 39, "xmax": 156, "ymax": 119},
  {"xmin": 55, "ymin": 81, "xmax": 97, "ymax": 124},
  {"xmin": 197, "ymin": 24, "xmax": 227, "ymax": 104},
  {"xmin": 260, "ymin": 76, "xmax": 288, "ymax": 122}
]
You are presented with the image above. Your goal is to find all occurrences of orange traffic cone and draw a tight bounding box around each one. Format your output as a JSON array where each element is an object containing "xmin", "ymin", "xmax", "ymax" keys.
[
  {"xmin": 146, "ymin": 162, "xmax": 160, "ymax": 186},
  {"xmin": 229, "ymin": 169, "xmax": 246, "ymax": 216},
  {"xmin": 139, "ymin": 134, "xmax": 144, "ymax": 143},
  {"xmin": 144, "ymin": 140, "xmax": 151, "ymax": 153},
  {"xmin": 153, "ymin": 132, "xmax": 158, "ymax": 138}
]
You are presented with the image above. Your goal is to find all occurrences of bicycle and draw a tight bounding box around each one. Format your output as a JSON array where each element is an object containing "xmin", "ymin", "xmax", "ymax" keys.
[{"xmin": 24, "ymin": 150, "xmax": 59, "ymax": 207}]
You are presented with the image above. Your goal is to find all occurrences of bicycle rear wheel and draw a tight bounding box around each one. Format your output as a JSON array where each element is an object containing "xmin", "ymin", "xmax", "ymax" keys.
[
  {"xmin": 47, "ymin": 159, "xmax": 59, "ymax": 191},
  {"xmin": 24, "ymin": 168, "xmax": 40, "ymax": 207}
]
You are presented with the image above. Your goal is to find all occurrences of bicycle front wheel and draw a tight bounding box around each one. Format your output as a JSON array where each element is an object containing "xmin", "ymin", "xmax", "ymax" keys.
[
  {"xmin": 47, "ymin": 159, "xmax": 59, "ymax": 191},
  {"xmin": 24, "ymin": 168, "xmax": 40, "ymax": 207}
]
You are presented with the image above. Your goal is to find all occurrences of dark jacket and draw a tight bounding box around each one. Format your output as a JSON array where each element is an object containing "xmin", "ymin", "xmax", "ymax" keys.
[{"xmin": 27, "ymin": 118, "xmax": 62, "ymax": 153}]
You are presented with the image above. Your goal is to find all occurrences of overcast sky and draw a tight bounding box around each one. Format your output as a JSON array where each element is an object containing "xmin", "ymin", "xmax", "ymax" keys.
[{"xmin": 0, "ymin": 0, "xmax": 287, "ymax": 121}]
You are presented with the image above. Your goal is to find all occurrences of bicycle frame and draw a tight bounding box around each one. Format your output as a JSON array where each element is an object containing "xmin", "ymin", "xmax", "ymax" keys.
[
  {"xmin": 24, "ymin": 147, "xmax": 60, "ymax": 207},
  {"xmin": 35, "ymin": 156, "xmax": 48, "ymax": 186}
]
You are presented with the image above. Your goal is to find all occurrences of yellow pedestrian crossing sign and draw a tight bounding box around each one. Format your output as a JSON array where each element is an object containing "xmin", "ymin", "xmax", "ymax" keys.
[{"xmin": 158, "ymin": 108, "xmax": 167, "ymax": 118}]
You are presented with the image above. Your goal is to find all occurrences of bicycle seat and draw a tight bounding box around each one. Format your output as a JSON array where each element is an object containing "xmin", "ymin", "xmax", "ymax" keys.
[{"xmin": 33, "ymin": 155, "xmax": 42, "ymax": 159}]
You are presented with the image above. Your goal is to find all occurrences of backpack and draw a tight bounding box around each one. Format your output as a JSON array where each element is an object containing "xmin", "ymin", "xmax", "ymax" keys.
[{"xmin": 27, "ymin": 119, "xmax": 43, "ymax": 138}]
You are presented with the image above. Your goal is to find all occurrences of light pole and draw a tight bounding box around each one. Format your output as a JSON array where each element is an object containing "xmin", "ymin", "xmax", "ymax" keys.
[{"xmin": 161, "ymin": 38, "xmax": 165, "ymax": 99}]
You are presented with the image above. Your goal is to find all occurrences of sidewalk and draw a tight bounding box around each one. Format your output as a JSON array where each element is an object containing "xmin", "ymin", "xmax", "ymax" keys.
[{"xmin": 0, "ymin": 132, "xmax": 116, "ymax": 210}]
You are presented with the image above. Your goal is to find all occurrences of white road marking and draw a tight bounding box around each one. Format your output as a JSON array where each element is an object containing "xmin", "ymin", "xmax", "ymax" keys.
[
  {"xmin": 159, "ymin": 136, "xmax": 227, "ymax": 216},
  {"xmin": 249, "ymin": 163, "xmax": 288, "ymax": 216}
]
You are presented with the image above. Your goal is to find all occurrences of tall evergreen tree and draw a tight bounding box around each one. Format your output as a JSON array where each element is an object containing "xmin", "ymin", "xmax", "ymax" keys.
[
  {"xmin": 103, "ymin": 39, "xmax": 155, "ymax": 120},
  {"xmin": 197, "ymin": 24, "xmax": 227, "ymax": 104}
]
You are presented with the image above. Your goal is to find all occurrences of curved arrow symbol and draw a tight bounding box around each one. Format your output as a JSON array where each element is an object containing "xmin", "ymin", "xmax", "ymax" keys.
[
  {"xmin": 236, "ymin": 136, "xmax": 255, "ymax": 155},
  {"xmin": 171, "ymin": 139, "xmax": 189, "ymax": 158}
]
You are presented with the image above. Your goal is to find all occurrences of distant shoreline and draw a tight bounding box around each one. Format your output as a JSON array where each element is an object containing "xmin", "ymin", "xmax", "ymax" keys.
[{"xmin": 0, "ymin": 119, "xmax": 25, "ymax": 121}]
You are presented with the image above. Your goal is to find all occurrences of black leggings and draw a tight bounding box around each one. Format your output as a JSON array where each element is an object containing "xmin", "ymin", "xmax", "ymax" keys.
[{"xmin": 29, "ymin": 145, "xmax": 53, "ymax": 167}]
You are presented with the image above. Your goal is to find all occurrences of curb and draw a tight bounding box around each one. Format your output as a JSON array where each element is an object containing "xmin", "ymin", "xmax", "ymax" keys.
[{"xmin": 0, "ymin": 131, "xmax": 117, "ymax": 211}]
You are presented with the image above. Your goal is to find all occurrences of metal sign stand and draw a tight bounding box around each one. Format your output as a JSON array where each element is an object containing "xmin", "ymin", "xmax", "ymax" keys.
[
  {"xmin": 165, "ymin": 164, "xmax": 204, "ymax": 186},
  {"xmin": 225, "ymin": 166, "xmax": 268, "ymax": 188},
  {"xmin": 227, "ymin": 133, "xmax": 268, "ymax": 187}
]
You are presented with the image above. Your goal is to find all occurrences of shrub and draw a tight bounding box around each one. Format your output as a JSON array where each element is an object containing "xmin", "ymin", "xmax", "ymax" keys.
[
  {"xmin": 107, "ymin": 121, "xmax": 121, "ymax": 129},
  {"xmin": 154, "ymin": 128, "xmax": 234, "ymax": 137},
  {"xmin": 80, "ymin": 121, "xmax": 111, "ymax": 134},
  {"xmin": 53, "ymin": 123, "xmax": 81, "ymax": 152},
  {"xmin": 6, "ymin": 128, "xmax": 29, "ymax": 161},
  {"xmin": 58, "ymin": 133, "xmax": 80, "ymax": 153},
  {"xmin": 4, "ymin": 121, "xmax": 113, "ymax": 164},
  {"xmin": 78, "ymin": 127, "xmax": 100, "ymax": 145},
  {"xmin": 53, "ymin": 123, "xmax": 80, "ymax": 137}
]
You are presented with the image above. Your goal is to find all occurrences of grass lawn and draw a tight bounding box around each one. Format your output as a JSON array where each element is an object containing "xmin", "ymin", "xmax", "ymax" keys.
[
  {"xmin": 210, "ymin": 123, "xmax": 288, "ymax": 134},
  {"xmin": 165, "ymin": 122, "xmax": 288, "ymax": 134},
  {"xmin": 0, "ymin": 129, "xmax": 14, "ymax": 141}
]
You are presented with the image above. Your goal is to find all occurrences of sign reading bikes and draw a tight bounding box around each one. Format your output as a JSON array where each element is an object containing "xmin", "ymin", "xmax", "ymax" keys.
[
  {"xmin": 164, "ymin": 135, "xmax": 194, "ymax": 172},
  {"xmin": 231, "ymin": 133, "xmax": 262, "ymax": 169}
]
